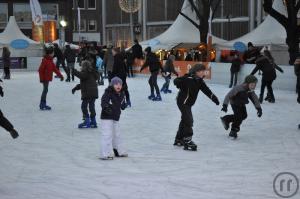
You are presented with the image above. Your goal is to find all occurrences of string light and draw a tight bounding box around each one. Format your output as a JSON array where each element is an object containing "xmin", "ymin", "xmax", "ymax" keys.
[{"xmin": 119, "ymin": 0, "xmax": 141, "ymax": 13}]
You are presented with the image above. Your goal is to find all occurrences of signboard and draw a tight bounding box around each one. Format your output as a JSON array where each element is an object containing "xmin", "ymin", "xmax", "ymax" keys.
[{"xmin": 10, "ymin": 39, "xmax": 30, "ymax": 49}]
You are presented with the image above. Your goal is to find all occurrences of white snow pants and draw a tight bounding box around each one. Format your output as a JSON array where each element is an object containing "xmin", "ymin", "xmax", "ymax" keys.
[{"xmin": 100, "ymin": 120, "xmax": 126, "ymax": 158}]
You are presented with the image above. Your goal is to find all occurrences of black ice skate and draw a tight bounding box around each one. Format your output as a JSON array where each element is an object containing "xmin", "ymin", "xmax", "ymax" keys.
[
  {"xmin": 113, "ymin": 149, "xmax": 128, "ymax": 157},
  {"xmin": 9, "ymin": 129, "xmax": 19, "ymax": 139},
  {"xmin": 183, "ymin": 140, "xmax": 197, "ymax": 151},
  {"xmin": 229, "ymin": 130, "xmax": 238, "ymax": 139},
  {"xmin": 173, "ymin": 139, "xmax": 184, "ymax": 147},
  {"xmin": 220, "ymin": 117, "xmax": 229, "ymax": 130}
]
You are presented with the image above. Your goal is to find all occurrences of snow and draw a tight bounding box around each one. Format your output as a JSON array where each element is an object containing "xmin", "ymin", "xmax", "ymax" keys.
[{"xmin": 0, "ymin": 72, "xmax": 299, "ymax": 199}]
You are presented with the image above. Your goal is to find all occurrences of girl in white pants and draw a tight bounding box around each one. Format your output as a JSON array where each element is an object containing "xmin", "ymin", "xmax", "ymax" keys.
[{"xmin": 100, "ymin": 77, "xmax": 127, "ymax": 160}]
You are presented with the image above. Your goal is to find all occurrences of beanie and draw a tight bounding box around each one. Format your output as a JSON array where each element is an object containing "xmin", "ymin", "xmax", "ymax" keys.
[
  {"xmin": 110, "ymin": 77, "xmax": 123, "ymax": 86},
  {"xmin": 244, "ymin": 75, "xmax": 258, "ymax": 84}
]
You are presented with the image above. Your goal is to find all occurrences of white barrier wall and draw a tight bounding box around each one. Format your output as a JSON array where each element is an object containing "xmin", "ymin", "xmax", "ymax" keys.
[
  {"xmin": 208, "ymin": 63, "xmax": 297, "ymax": 91},
  {"xmin": 27, "ymin": 57, "xmax": 43, "ymax": 71}
]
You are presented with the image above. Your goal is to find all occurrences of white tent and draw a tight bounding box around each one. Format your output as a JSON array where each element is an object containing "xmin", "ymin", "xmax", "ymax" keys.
[
  {"xmin": 140, "ymin": 0, "xmax": 226, "ymax": 51},
  {"xmin": 50, "ymin": 40, "xmax": 80, "ymax": 50},
  {"xmin": 0, "ymin": 16, "xmax": 43, "ymax": 57},
  {"xmin": 216, "ymin": 0, "xmax": 287, "ymax": 49}
]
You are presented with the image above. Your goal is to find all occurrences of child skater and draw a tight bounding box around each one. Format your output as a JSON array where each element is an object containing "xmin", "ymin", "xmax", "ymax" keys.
[
  {"xmin": 161, "ymin": 55, "xmax": 179, "ymax": 94},
  {"xmin": 221, "ymin": 75, "xmax": 262, "ymax": 139},
  {"xmin": 38, "ymin": 46, "xmax": 64, "ymax": 110},
  {"xmin": 173, "ymin": 64, "xmax": 220, "ymax": 151},
  {"xmin": 0, "ymin": 80, "xmax": 19, "ymax": 139},
  {"xmin": 100, "ymin": 77, "xmax": 127, "ymax": 160},
  {"xmin": 73, "ymin": 60, "xmax": 99, "ymax": 129}
]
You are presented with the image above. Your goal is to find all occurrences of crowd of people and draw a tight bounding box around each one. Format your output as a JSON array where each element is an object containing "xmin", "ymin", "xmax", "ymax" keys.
[{"xmin": 1, "ymin": 39, "xmax": 300, "ymax": 158}]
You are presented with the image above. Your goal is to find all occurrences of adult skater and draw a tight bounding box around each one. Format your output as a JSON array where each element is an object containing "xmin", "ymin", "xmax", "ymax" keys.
[
  {"xmin": 251, "ymin": 54, "xmax": 284, "ymax": 103},
  {"xmin": 229, "ymin": 53, "xmax": 242, "ymax": 88},
  {"xmin": 64, "ymin": 45, "xmax": 76, "ymax": 82},
  {"xmin": 173, "ymin": 64, "xmax": 220, "ymax": 151},
  {"xmin": 103, "ymin": 46, "xmax": 114, "ymax": 82},
  {"xmin": 140, "ymin": 47, "xmax": 164, "ymax": 101},
  {"xmin": 2, "ymin": 47, "xmax": 11, "ymax": 79},
  {"xmin": 0, "ymin": 80, "xmax": 19, "ymax": 139},
  {"xmin": 243, "ymin": 42, "xmax": 261, "ymax": 64},
  {"xmin": 295, "ymin": 55, "xmax": 300, "ymax": 129},
  {"xmin": 38, "ymin": 47, "xmax": 64, "ymax": 110},
  {"xmin": 161, "ymin": 55, "xmax": 178, "ymax": 94},
  {"xmin": 100, "ymin": 77, "xmax": 127, "ymax": 160},
  {"xmin": 112, "ymin": 48, "xmax": 131, "ymax": 107},
  {"xmin": 53, "ymin": 43, "xmax": 68, "ymax": 79},
  {"xmin": 73, "ymin": 60, "xmax": 99, "ymax": 128},
  {"xmin": 221, "ymin": 75, "xmax": 262, "ymax": 139}
]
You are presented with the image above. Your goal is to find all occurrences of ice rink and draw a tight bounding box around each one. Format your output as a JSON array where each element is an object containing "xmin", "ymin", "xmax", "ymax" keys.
[{"xmin": 0, "ymin": 72, "xmax": 299, "ymax": 199}]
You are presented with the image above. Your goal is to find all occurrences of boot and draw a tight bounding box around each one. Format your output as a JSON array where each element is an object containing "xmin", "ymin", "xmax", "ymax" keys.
[
  {"xmin": 148, "ymin": 94, "xmax": 155, "ymax": 100},
  {"xmin": 259, "ymin": 95, "xmax": 263, "ymax": 104},
  {"xmin": 264, "ymin": 93, "xmax": 271, "ymax": 101},
  {"xmin": 152, "ymin": 95, "xmax": 162, "ymax": 101},
  {"xmin": 9, "ymin": 129, "xmax": 19, "ymax": 139},
  {"xmin": 173, "ymin": 139, "xmax": 184, "ymax": 146},
  {"xmin": 39, "ymin": 101, "xmax": 51, "ymax": 111},
  {"xmin": 167, "ymin": 89, "xmax": 172, "ymax": 93},
  {"xmin": 183, "ymin": 138, "xmax": 197, "ymax": 151},
  {"xmin": 113, "ymin": 149, "xmax": 128, "ymax": 157},
  {"xmin": 78, "ymin": 118, "xmax": 91, "ymax": 129},
  {"xmin": 229, "ymin": 130, "xmax": 238, "ymax": 139},
  {"xmin": 90, "ymin": 117, "xmax": 97, "ymax": 128},
  {"xmin": 220, "ymin": 117, "xmax": 230, "ymax": 130}
]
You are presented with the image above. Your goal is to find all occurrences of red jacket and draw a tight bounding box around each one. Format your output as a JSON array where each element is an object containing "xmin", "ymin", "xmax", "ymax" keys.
[{"xmin": 38, "ymin": 55, "xmax": 63, "ymax": 82}]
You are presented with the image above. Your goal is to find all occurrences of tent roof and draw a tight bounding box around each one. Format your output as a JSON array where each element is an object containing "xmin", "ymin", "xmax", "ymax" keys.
[
  {"xmin": 0, "ymin": 16, "xmax": 39, "ymax": 45},
  {"xmin": 216, "ymin": 1, "xmax": 287, "ymax": 49},
  {"xmin": 140, "ymin": 0, "xmax": 226, "ymax": 51}
]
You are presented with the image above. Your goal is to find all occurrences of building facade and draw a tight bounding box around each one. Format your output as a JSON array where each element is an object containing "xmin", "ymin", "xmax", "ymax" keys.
[{"xmin": 0, "ymin": 0, "xmax": 73, "ymax": 42}]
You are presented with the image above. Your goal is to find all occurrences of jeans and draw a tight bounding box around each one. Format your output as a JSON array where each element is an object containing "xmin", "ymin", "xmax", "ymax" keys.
[
  {"xmin": 41, "ymin": 82, "xmax": 49, "ymax": 102},
  {"xmin": 161, "ymin": 76, "xmax": 171, "ymax": 91},
  {"xmin": 223, "ymin": 105, "xmax": 248, "ymax": 132},
  {"xmin": 0, "ymin": 110, "xmax": 14, "ymax": 132},
  {"xmin": 149, "ymin": 71, "xmax": 160, "ymax": 96},
  {"xmin": 175, "ymin": 103, "xmax": 194, "ymax": 140},
  {"xmin": 66, "ymin": 62, "xmax": 75, "ymax": 81},
  {"xmin": 81, "ymin": 98, "xmax": 96, "ymax": 119},
  {"xmin": 128, "ymin": 65, "xmax": 134, "ymax": 77},
  {"xmin": 260, "ymin": 79, "xmax": 274, "ymax": 101},
  {"xmin": 229, "ymin": 72, "xmax": 238, "ymax": 87},
  {"xmin": 3, "ymin": 67, "xmax": 10, "ymax": 79}
]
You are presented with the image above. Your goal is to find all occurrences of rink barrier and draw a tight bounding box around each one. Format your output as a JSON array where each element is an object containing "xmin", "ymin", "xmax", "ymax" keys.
[{"xmin": 24, "ymin": 57, "xmax": 297, "ymax": 91}]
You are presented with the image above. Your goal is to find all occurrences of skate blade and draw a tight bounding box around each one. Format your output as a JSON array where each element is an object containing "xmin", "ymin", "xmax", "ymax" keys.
[{"xmin": 183, "ymin": 147, "xmax": 197, "ymax": 151}]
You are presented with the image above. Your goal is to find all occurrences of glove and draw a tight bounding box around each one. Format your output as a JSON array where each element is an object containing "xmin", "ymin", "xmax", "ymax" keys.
[
  {"xmin": 257, "ymin": 108, "xmax": 262, "ymax": 118},
  {"xmin": 221, "ymin": 104, "xmax": 228, "ymax": 113},
  {"xmin": 211, "ymin": 94, "xmax": 220, "ymax": 105},
  {"xmin": 60, "ymin": 76, "xmax": 64, "ymax": 81},
  {"xmin": 0, "ymin": 86, "xmax": 3, "ymax": 97}
]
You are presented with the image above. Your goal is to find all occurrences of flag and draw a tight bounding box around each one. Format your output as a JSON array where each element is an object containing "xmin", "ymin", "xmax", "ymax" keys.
[{"xmin": 30, "ymin": 0, "xmax": 43, "ymax": 26}]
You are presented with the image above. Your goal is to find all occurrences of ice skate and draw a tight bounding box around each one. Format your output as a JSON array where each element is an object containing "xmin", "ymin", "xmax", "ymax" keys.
[
  {"xmin": 229, "ymin": 130, "xmax": 238, "ymax": 139},
  {"xmin": 167, "ymin": 90, "xmax": 172, "ymax": 93},
  {"xmin": 183, "ymin": 140, "xmax": 197, "ymax": 151},
  {"xmin": 152, "ymin": 95, "xmax": 162, "ymax": 101},
  {"xmin": 90, "ymin": 117, "xmax": 97, "ymax": 128},
  {"xmin": 78, "ymin": 118, "xmax": 91, "ymax": 129},
  {"xmin": 113, "ymin": 149, "xmax": 128, "ymax": 158},
  {"xmin": 9, "ymin": 129, "xmax": 19, "ymax": 139},
  {"xmin": 173, "ymin": 139, "xmax": 184, "ymax": 147},
  {"xmin": 220, "ymin": 117, "xmax": 229, "ymax": 130},
  {"xmin": 148, "ymin": 94, "xmax": 155, "ymax": 100},
  {"xmin": 39, "ymin": 101, "xmax": 51, "ymax": 111},
  {"xmin": 99, "ymin": 156, "xmax": 114, "ymax": 160}
]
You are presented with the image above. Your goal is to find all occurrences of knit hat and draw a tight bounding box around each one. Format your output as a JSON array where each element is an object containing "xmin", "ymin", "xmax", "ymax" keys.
[
  {"xmin": 110, "ymin": 77, "xmax": 123, "ymax": 86},
  {"xmin": 189, "ymin": 64, "xmax": 206, "ymax": 74},
  {"xmin": 244, "ymin": 75, "xmax": 258, "ymax": 84}
]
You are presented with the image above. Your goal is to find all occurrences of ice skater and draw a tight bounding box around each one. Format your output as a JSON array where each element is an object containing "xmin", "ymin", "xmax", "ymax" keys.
[
  {"xmin": 38, "ymin": 47, "xmax": 64, "ymax": 110},
  {"xmin": 140, "ymin": 47, "xmax": 164, "ymax": 101},
  {"xmin": 0, "ymin": 80, "xmax": 19, "ymax": 139},
  {"xmin": 161, "ymin": 55, "xmax": 179, "ymax": 94},
  {"xmin": 294, "ymin": 55, "xmax": 300, "ymax": 129},
  {"xmin": 73, "ymin": 60, "xmax": 99, "ymax": 129},
  {"xmin": 221, "ymin": 75, "xmax": 262, "ymax": 139},
  {"xmin": 229, "ymin": 53, "xmax": 242, "ymax": 88},
  {"xmin": 251, "ymin": 54, "xmax": 284, "ymax": 103},
  {"xmin": 173, "ymin": 64, "xmax": 220, "ymax": 151},
  {"xmin": 100, "ymin": 77, "xmax": 127, "ymax": 160}
]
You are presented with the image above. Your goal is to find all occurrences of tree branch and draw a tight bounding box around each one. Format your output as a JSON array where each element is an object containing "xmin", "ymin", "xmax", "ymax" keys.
[
  {"xmin": 188, "ymin": 0, "xmax": 202, "ymax": 19},
  {"xmin": 263, "ymin": 0, "xmax": 288, "ymax": 28},
  {"xmin": 211, "ymin": 0, "xmax": 221, "ymax": 20},
  {"xmin": 179, "ymin": 11, "xmax": 200, "ymax": 29}
]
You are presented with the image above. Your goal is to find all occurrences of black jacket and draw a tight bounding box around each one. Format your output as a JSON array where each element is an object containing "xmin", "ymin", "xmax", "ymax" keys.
[
  {"xmin": 163, "ymin": 60, "xmax": 178, "ymax": 76},
  {"xmin": 251, "ymin": 55, "xmax": 278, "ymax": 81},
  {"xmin": 141, "ymin": 53, "xmax": 163, "ymax": 73},
  {"xmin": 230, "ymin": 57, "xmax": 241, "ymax": 73},
  {"xmin": 54, "ymin": 47, "xmax": 64, "ymax": 61},
  {"xmin": 112, "ymin": 53, "xmax": 127, "ymax": 79},
  {"xmin": 174, "ymin": 74, "xmax": 215, "ymax": 106},
  {"xmin": 101, "ymin": 87, "xmax": 126, "ymax": 121},
  {"xmin": 132, "ymin": 43, "xmax": 143, "ymax": 59},
  {"xmin": 73, "ymin": 68, "xmax": 99, "ymax": 100},
  {"xmin": 64, "ymin": 48, "xmax": 76, "ymax": 63}
]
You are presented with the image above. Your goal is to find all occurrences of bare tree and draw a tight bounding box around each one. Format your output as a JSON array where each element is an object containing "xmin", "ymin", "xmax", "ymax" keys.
[
  {"xmin": 263, "ymin": 0, "xmax": 300, "ymax": 64},
  {"xmin": 179, "ymin": 0, "xmax": 221, "ymax": 44}
]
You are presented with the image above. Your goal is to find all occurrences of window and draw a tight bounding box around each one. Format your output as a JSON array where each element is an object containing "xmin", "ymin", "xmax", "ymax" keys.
[
  {"xmin": 88, "ymin": 0, "xmax": 96, "ymax": 9},
  {"xmin": 80, "ymin": 19, "xmax": 86, "ymax": 31},
  {"xmin": 0, "ymin": 3, "xmax": 8, "ymax": 27},
  {"xmin": 13, "ymin": 3, "xmax": 31, "ymax": 22},
  {"xmin": 78, "ymin": 0, "xmax": 85, "ymax": 9},
  {"xmin": 88, "ymin": 20, "xmax": 97, "ymax": 31},
  {"xmin": 41, "ymin": 3, "xmax": 58, "ymax": 21}
]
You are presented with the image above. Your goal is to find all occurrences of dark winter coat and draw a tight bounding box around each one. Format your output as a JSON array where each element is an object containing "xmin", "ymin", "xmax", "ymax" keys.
[
  {"xmin": 2, "ymin": 50, "xmax": 10, "ymax": 68},
  {"xmin": 104, "ymin": 49, "xmax": 114, "ymax": 72},
  {"xmin": 230, "ymin": 57, "xmax": 241, "ymax": 73},
  {"xmin": 38, "ymin": 55, "xmax": 63, "ymax": 82},
  {"xmin": 141, "ymin": 52, "xmax": 163, "ymax": 73},
  {"xmin": 54, "ymin": 47, "xmax": 64, "ymax": 61},
  {"xmin": 251, "ymin": 55, "xmax": 278, "ymax": 81},
  {"xmin": 223, "ymin": 84, "xmax": 261, "ymax": 109},
  {"xmin": 132, "ymin": 43, "xmax": 143, "ymax": 59},
  {"xmin": 174, "ymin": 74, "xmax": 215, "ymax": 106},
  {"xmin": 64, "ymin": 48, "xmax": 76, "ymax": 63},
  {"xmin": 294, "ymin": 57, "xmax": 300, "ymax": 77},
  {"xmin": 101, "ymin": 86, "xmax": 126, "ymax": 121},
  {"xmin": 243, "ymin": 47, "xmax": 261, "ymax": 64},
  {"xmin": 73, "ymin": 61, "xmax": 99, "ymax": 100},
  {"xmin": 163, "ymin": 59, "xmax": 178, "ymax": 77},
  {"xmin": 112, "ymin": 53, "xmax": 127, "ymax": 79}
]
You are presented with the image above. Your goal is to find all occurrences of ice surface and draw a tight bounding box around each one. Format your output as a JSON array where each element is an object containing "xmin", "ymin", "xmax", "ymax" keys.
[{"xmin": 0, "ymin": 72, "xmax": 299, "ymax": 199}]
